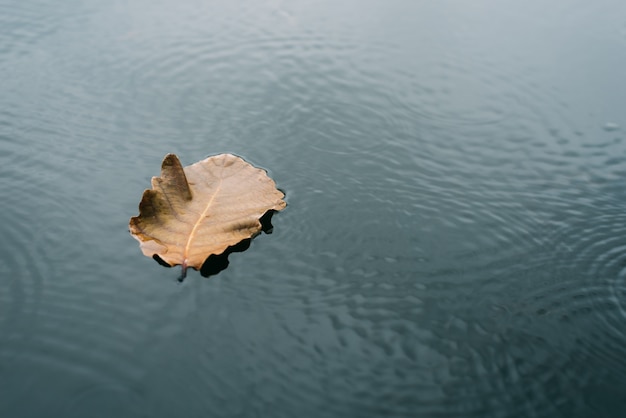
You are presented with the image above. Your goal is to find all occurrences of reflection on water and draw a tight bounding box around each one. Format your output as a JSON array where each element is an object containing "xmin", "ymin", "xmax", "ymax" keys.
[{"xmin": 1, "ymin": 0, "xmax": 626, "ymax": 417}]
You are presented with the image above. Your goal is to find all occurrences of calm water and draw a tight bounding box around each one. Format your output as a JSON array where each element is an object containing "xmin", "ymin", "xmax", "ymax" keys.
[{"xmin": 2, "ymin": 0, "xmax": 626, "ymax": 416}]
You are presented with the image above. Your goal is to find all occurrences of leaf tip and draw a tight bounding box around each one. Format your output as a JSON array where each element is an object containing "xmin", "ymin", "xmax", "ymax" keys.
[
  {"xmin": 160, "ymin": 153, "xmax": 192, "ymax": 201},
  {"xmin": 162, "ymin": 153, "xmax": 181, "ymax": 165}
]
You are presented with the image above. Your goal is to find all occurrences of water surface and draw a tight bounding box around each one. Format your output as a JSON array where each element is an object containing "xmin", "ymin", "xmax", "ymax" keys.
[{"xmin": 2, "ymin": 0, "xmax": 626, "ymax": 417}]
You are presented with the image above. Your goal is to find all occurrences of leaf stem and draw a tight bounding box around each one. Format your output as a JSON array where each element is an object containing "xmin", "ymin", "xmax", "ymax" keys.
[{"xmin": 178, "ymin": 261, "xmax": 188, "ymax": 282}]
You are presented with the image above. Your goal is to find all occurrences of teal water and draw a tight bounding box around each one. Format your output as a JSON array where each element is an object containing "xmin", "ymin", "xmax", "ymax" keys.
[{"xmin": 2, "ymin": 0, "xmax": 626, "ymax": 416}]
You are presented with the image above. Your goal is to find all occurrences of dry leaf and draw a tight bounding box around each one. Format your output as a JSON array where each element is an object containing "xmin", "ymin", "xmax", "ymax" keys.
[{"xmin": 129, "ymin": 153, "xmax": 286, "ymax": 278}]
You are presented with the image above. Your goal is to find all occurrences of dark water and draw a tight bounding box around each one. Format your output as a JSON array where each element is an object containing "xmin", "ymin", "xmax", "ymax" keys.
[{"xmin": 2, "ymin": 0, "xmax": 626, "ymax": 416}]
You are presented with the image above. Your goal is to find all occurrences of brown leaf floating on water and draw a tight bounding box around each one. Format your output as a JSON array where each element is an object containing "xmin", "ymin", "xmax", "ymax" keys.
[{"xmin": 129, "ymin": 153, "xmax": 286, "ymax": 279}]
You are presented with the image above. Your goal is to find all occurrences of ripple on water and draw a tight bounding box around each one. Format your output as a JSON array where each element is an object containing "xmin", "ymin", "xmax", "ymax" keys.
[
  {"xmin": 0, "ymin": 1, "xmax": 59, "ymax": 60},
  {"xmin": 60, "ymin": 385, "xmax": 149, "ymax": 417},
  {"xmin": 0, "ymin": 130, "xmax": 48, "ymax": 364},
  {"xmin": 0, "ymin": 0, "xmax": 96, "ymax": 63},
  {"xmin": 550, "ymin": 208, "xmax": 626, "ymax": 344},
  {"xmin": 1, "ymin": 61, "xmax": 153, "ymax": 418},
  {"xmin": 279, "ymin": 99, "xmax": 398, "ymax": 156},
  {"xmin": 3, "ymin": 0, "xmax": 626, "ymax": 416},
  {"xmin": 489, "ymin": 196, "xmax": 626, "ymax": 403}
]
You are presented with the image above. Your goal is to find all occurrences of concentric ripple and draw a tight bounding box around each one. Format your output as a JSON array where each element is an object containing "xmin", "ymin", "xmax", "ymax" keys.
[{"xmin": 542, "ymin": 203, "xmax": 626, "ymax": 364}]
